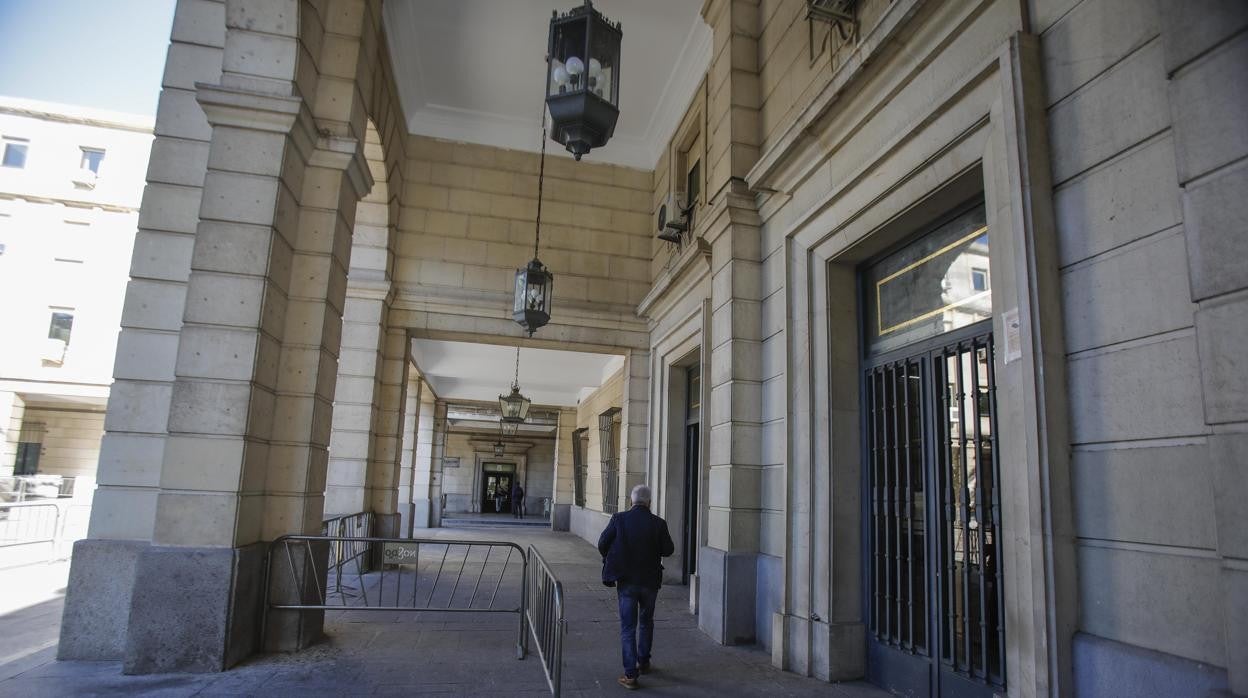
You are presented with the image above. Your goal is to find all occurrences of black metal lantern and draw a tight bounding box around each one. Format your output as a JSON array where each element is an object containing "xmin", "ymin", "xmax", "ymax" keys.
[
  {"xmin": 513, "ymin": 258, "xmax": 554, "ymax": 336},
  {"xmin": 493, "ymin": 440, "xmax": 506, "ymax": 457},
  {"xmin": 499, "ymin": 419, "xmax": 520, "ymax": 438},
  {"xmin": 545, "ymin": 0, "xmax": 622, "ymax": 160},
  {"xmin": 499, "ymin": 385, "xmax": 532, "ymax": 423},
  {"xmin": 499, "ymin": 346, "xmax": 532, "ymax": 424}
]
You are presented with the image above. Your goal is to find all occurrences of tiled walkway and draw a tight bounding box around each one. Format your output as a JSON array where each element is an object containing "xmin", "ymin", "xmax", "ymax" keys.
[{"xmin": 0, "ymin": 527, "xmax": 888, "ymax": 696}]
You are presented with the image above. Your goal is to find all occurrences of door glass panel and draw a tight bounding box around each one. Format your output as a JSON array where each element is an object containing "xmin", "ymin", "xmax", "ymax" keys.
[{"xmin": 862, "ymin": 205, "xmax": 989, "ymax": 357}]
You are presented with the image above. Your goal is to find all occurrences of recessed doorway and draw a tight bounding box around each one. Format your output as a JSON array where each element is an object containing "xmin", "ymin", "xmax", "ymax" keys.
[{"xmin": 481, "ymin": 462, "xmax": 516, "ymax": 514}]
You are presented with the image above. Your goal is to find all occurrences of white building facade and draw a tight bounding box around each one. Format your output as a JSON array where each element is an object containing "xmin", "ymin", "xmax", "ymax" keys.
[{"xmin": 0, "ymin": 98, "xmax": 153, "ymax": 500}]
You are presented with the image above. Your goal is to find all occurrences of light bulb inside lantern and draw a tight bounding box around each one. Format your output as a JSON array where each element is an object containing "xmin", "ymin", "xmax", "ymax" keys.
[
  {"xmin": 589, "ymin": 58, "xmax": 602, "ymax": 78},
  {"xmin": 565, "ymin": 56, "xmax": 585, "ymax": 76},
  {"xmin": 552, "ymin": 64, "xmax": 569, "ymax": 87}
]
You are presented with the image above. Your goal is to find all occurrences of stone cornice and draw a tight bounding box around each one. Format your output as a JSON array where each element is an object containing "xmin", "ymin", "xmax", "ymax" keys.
[
  {"xmin": 310, "ymin": 130, "xmax": 375, "ymax": 200},
  {"xmin": 195, "ymin": 83, "xmax": 302, "ymax": 133},
  {"xmin": 636, "ymin": 236, "xmax": 711, "ymax": 319}
]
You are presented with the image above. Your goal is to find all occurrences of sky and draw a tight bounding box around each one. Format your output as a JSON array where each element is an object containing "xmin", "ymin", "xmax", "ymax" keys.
[{"xmin": 0, "ymin": 0, "xmax": 176, "ymax": 117}]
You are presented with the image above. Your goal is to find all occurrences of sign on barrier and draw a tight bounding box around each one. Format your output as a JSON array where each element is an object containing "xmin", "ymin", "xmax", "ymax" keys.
[{"xmin": 382, "ymin": 541, "xmax": 421, "ymax": 564}]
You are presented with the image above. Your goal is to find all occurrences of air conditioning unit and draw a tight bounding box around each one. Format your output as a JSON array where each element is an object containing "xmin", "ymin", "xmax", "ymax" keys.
[
  {"xmin": 656, "ymin": 192, "xmax": 692, "ymax": 244},
  {"xmin": 71, "ymin": 167, "xmax": 97, "ymax": 189}
]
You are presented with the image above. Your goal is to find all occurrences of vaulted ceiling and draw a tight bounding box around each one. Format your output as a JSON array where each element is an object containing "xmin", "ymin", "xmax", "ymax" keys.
[{"xmin": 382, "ymin": 0, "xmax": 710, "ymax": 170}]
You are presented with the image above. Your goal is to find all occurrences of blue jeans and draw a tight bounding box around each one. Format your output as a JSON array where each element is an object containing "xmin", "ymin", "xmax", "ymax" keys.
[{"xmin": 617, "ymin": 583, "xmax": 658, "ymax": 678}]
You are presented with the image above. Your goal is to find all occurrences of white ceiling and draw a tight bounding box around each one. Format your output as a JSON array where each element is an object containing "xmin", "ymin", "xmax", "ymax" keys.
[
  {"xmin": 410, "ymin": 338, "xmax": 624, "ymax": 406},
  {"xmin": 382, "ymin": 0, "xmax": 711, "ymax": 170}
]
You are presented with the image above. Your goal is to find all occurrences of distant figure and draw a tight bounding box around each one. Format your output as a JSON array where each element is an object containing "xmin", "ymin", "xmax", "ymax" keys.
[
  {"xmin": 493, "ymin": 482, "xmax": 506, "ymax": 514},
  {"xmin": 597, "ymin": 484, "xmax": 674, "ymax": 690},
  {"xmin": 511, "ymin": 481, "xmax": 526, "ymax": 518}
]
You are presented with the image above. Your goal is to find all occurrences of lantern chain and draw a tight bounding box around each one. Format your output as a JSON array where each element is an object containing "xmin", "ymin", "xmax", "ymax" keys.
[
  {"xmin": 512, "ymin": 345, "xmax": 522, "ymax": 391},
  {"xmin": 533, "ymin": 94, "xmax": 548, "ymax": 260}
]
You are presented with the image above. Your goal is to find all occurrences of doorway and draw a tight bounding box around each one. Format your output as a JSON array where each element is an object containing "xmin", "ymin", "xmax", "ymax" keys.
[
  {"xmin": 480, "ymin": 462, "xmax": 516, "ymax": 514},
  {"xmin": 859, "ymin": 202, "xmax": 1005, "ymax": 698},
  {"xmin": 682, "ymin": 365, "xmax": 700, "ymax": 583}
]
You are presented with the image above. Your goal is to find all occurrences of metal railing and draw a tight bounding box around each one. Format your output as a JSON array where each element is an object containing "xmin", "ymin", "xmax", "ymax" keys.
[
  {"xmin": 0, "ymin": 475, "xmax": 78, "ymax": 503},
  {"xmin": 525, "ymin": 544, "xmax": 566, "ymax": 697},
  {"xmin": 265, "ymin": 535, "xmax": 528, "ymax": 660},
  {"xmin": 0, "ymin": 502, "xmax": 61, "ymax": 548},
  {"xmin": 321, "ymin": 511, "xmax": 373, "ymax": 593}
]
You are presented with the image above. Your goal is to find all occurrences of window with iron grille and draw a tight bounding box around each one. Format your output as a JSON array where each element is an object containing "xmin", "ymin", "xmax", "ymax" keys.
[
  {"xmin": 572, "ymin": 427, "xmax": 589, "ymax": 508},
  {"xmin": 598, "ymin": 408, "xmax": 621, "ymax": 514}
]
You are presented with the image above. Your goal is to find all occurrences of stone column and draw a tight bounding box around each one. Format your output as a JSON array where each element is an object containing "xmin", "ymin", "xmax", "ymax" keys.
[
  {"xmin": 428, "ymin": 400, "xmax": 448, "ymax": 526},
  {"xmin": 58, "ymin": 0, "xmax": 226, "ymax": 663},
  {"xmin": 365, "ymin": 323, "xmax": 409, "ymax": 537},
  {"xmin": 325, "ymin": 284, "xmax": 388, "ymax": 516},
  {"xmin": 620, "ymin": 350, "xmax": 650, "ymax": 508},
  {"xmin": 408, "ymin": 380, "xmax": 438, "ymax": 530},
  {"xmin": 551, "ymin": 407, "xmax": 578, "ymax": 530},
  {"xmin": 397, "ymin": 371, "xmax": 421, "ymax": 536},
  {"xmin": 696, "ymin": 0, "xmax": 764, "ymax": 649}
]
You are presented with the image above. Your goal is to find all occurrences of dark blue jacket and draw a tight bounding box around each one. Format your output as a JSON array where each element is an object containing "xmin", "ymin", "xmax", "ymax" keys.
[{"xmin": 598, "ymin": 505, "xmax": 675, "ymax": 589}]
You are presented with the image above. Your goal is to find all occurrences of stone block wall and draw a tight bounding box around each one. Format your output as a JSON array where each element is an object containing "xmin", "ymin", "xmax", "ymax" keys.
[
  {"xmin": 575, "ymin": 367, "xmax": 625, "ymax": 519},
  {"xmin": 392, "ymin": 136, "xmax": 653, "ymax": 311},
  {"xmin": 1034, "ymin": 0, "xmax": 1247, "ymax": 691}
]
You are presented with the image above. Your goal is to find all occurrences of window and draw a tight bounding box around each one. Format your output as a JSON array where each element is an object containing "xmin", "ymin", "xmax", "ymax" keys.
[
  {"xmin": 80, "ymin": 148, "xmax": 105, "ymax": 174},
  {"xmin": 572, "ymin": 427, "xmax": 589, "ymax": 508},
  {"xmin": 48, "ymin": 311, "xmax": 74, "ymax": 343},
  {"xmin": 599, "ymin": 407, "xmax": 621, "ymax": 514},
  {"xmin": 971, "ymin": 267, "xmax": 989, "ymax": 292},
  {"xmin": 685, "ymin": 159, "xmax": 701, "ymax": 230},
  {"xmin": 2, "ymin": 138, "xmax": 28, "ymax": 168}
]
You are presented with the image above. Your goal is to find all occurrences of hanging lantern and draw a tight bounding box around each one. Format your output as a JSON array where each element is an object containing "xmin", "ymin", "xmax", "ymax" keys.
[
  {"xmin": 500, "ymin": 420, "xmax": 520, "ymax": 438},
  {"xmin": 545, "ymin": 0, "xmax": 622, "ymax": 160},
  {"xmin": 513, "ymin": 258, "xmax": 554, "ymax": 336},
  {"xmin": 499, "ymin": 346, "xmax": 532, "ymax": 424},
  {"xmin": 499, "ymin": 385, "xmax": 532, "ymax": 423},
  {"xmin": 493, "ymin": 440, "xmax": 506, "ymax": 457}
]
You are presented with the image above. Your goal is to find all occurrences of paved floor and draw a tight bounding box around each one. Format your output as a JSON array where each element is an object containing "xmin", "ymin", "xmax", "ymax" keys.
[{"xmin": 0, "ymin": 527, "xmax": 888, "ymax": 697}]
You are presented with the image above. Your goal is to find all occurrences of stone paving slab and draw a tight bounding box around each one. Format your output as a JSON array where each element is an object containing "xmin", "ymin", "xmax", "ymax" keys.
[{"xmin": 0, "ymin": 528, "xmax": 888, "ymax": 696}]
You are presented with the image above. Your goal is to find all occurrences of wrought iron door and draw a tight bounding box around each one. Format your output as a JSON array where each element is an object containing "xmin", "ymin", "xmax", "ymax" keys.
[{"xmin": 864, "ymin": 326, "xmax": 1004, "ymax": 698}]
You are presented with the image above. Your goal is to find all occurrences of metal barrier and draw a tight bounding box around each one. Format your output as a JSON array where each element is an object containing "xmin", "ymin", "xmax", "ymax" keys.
[
  {"xmin": 524, "ymin": 545, "xmax": 566, "ymax": 697},
  {"xmin": 264, "ymin": 535, "xmax": 528, "ymax": 659},
  {"xmin": 320, "ymin": 511, "xmax": 373, "ymax": 593},
  {"xmin": 0, "ymin": 501, "xmax": 60, "ymax": 548}
]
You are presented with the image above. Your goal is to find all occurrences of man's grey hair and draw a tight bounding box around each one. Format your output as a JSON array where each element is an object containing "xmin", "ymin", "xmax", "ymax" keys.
[{"xmin": 630, "ymin": 484, "xmax": 652, "ymax": 506}]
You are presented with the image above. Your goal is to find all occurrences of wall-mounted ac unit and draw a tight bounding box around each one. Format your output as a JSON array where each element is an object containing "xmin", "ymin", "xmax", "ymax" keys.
[{"xmin": 656, "ymin": 192, "xmax": 693, "ymax": 244}]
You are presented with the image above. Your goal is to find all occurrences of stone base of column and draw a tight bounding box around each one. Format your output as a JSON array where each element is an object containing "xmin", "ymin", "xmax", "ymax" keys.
[
  {"xmin": 371, "ymin": 512, "xmax": 401, "ymax": 568},
  {"xmin": 696, "ymin": 546, "xmax": 758, "ymax": 645},
  {"xmin": 550, "ymin": 503, "xmax": 570, "ymax": 531},
  {"xmin": 58, "ymin": 539, "xmax": 147, "ymax": 660},
  {"xmin": 773, "ymin": 613, "xmax": 864, "ymax": 680},
  {"xmin": 122, "ymin": 543, "xmax": 267, "ymax": 673}
]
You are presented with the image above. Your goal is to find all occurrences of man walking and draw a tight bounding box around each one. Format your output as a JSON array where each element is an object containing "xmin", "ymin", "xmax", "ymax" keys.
[
  {"xmin": 511, "ymin": 480, "xmax": 526, "ymax": 519},
  {"xmin": 598, "ymin": 484, "xmax": 674, "ymax": 689}
]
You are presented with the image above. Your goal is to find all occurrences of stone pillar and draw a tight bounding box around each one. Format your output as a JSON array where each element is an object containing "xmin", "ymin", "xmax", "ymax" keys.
[
  {"xmin": 325, "ymin": 285, "xmax": 387, "ymax": 516},
  {"xmin": 696, "ymin": 0, "xmax": 764, "ymax": 650},
  {"xmin": 551, "ymin": 407, "xmax": 578, "ymax": 531},
  {"xmin": 620, "ymin": 350, "xmax": 650, "ymax": 508},
  {"xmin": 58, "ymin": 0, "xmax": 226, "ymax": 663},
  {"xmin": 397, "ymin": 371, "xmax": 421, "ymax": 536},
  {"xmin": 408, "ymin": 380, "xmax": 438, "ymax": 530},
  {"xmin": 428, "ymin": 400, "xmax": 448, "ymax": 526},
  {"xmin": 1160, "ymin": 3, "xmax": 1248, "ymax": 692},
  {"xmin": 365, "ymin": 324, "xmax": 409, "ymax": 537}
]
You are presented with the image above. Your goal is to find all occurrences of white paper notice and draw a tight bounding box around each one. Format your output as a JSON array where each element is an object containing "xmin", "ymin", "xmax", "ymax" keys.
[{"xmin": 1002, "ymin": 308, "xmax": 1022, "ymax": 363}]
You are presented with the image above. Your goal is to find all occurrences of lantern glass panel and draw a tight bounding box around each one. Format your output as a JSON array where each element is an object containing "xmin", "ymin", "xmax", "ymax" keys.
[
  {"xmin": 588, "ymin": 25, "xmax": 620, "ymax": 106},
  {"xmin": 526, "ymin": 268, "xmax": 550, "ymax": 314},
  {"xmin": 513, "ymin": 270, "xmax": 527, "ymax": 315},
  {"xmin": 548, "ymin": 19, "xmax": 588, "ymax": 97},
  {"xmin": 500, "ymin": 421, "xmax": 519, "ymax": 437}
]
